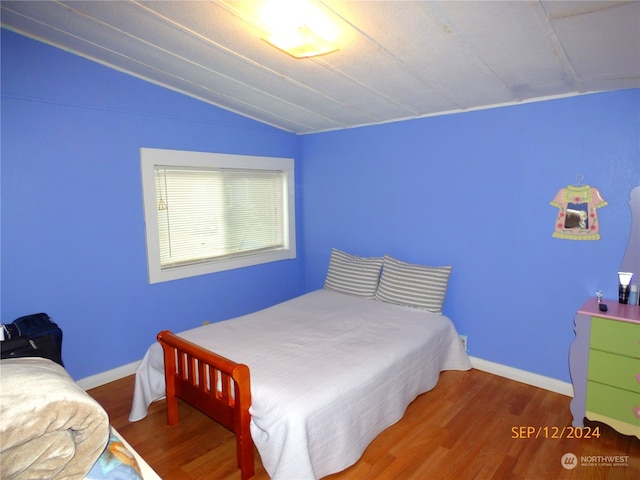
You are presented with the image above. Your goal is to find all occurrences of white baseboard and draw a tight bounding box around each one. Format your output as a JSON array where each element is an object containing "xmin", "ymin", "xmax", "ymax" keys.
[
  {"xmin": 470, "ymin": 356, "xmax": 574, "ymax": 397},
  {"xmin": 77, "ymin": 360, "xmax": 140, "ymax": 390},
  {"xmin": 76, "ymin": 355, "xmax": 574, "ymax": 398}
]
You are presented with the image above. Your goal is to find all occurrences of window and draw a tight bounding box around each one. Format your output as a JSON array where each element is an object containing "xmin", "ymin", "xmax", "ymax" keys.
[{"xmin": 141, "ymin": 148, "xmax": 296, "ymax": 283}]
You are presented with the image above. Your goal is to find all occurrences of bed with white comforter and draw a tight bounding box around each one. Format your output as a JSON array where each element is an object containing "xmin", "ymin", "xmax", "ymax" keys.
[{"xmin": 130, "ymin": 287, "xmax": 470, "ymax": 479}]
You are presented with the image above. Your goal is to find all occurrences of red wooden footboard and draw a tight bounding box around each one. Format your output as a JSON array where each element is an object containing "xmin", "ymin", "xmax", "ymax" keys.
[{"xmin": 157, "ymin": 330, "xmax": 254, "ymax": 480}]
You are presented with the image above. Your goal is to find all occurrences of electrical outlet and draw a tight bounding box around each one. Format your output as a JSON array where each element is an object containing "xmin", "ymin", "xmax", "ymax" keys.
[
  {"xmin": 459, "ymin": 335, "xmax": 468, "ymax": 352},
  {"xmin": 202, "ymin": 320, "xmax": 211, "ymax": 326}
]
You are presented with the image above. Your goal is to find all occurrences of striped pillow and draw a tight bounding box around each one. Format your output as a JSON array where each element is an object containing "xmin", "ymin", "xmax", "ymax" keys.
[
  {"xmin": 375, "ymin": 255, "xmax": 451, "ymax": 313},
  {"xmin": 324, "ymin": 249, "xmax": 383, "ymax": 298}
]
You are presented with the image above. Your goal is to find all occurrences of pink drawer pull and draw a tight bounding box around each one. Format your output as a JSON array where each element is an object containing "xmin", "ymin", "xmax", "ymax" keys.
[
  {"xmin": 637, "ymin": 373, "xmax": 640, "ymax": 384},
  {"xmin": 635, "ymin": 406, "xmax": 640, "ymax": 419}
]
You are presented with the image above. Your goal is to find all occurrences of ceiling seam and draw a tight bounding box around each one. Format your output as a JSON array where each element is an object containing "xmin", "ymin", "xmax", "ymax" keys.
[
  {"xmin": 535, "ymin": 1, "xmax": 585, "ymax": 93},
  {"xmin": 319, "ymin": 0, "xmax": 471, "ymax": 111}
]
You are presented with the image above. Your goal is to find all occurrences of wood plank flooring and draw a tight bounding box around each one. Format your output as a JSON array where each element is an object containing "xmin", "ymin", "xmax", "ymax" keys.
[{"xmin": 87, "ymin": 369, "xmax": 639, "ymax": 480}]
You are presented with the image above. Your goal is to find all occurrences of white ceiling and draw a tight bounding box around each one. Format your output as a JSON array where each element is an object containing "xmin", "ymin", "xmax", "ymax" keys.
[{"xmin": 2, "ymin": 1, "xmax": 639, "ymax": 134}]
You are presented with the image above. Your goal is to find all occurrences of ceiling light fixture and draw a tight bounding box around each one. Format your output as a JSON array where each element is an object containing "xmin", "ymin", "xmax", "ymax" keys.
[{"xmin": 260, "ymin": 0, "xmax": 339, "ymax": 58}]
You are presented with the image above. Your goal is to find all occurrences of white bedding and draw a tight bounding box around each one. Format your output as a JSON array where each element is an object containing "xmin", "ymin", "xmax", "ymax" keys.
[{"xmin": 129, "ymin": 289, "xmax": 471, "ymax": 479}]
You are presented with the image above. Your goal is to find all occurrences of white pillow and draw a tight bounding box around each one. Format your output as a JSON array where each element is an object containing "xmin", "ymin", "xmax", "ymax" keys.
[
  {"xmin": 375, "ymin": 255, "xmax": 451, "ymax": 313},
  {"xmin": 324, "ymin": 249, "xmax": 383, "ymax": 298}
]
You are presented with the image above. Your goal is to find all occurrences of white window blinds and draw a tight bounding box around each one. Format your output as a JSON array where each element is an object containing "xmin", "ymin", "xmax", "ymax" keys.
[
  {"xmin": 155, "ymin": 167, "xmax": 287, "ymax": 268},
  {"xmin": 140, "ymin": 148, "xmax": 296, "ymax": 283}
]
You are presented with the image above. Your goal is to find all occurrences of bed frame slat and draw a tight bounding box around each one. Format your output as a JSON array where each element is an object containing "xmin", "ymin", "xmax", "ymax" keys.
[{"xmin": 157, "ymin": 330, "xmax": 254, "ymax": 479}]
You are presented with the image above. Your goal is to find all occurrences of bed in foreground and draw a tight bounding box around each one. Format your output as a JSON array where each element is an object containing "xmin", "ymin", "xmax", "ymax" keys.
[
  {"xmin": 129, "ymin": 251, "xmax": 472, "ymax": 480},
  {"xmin": 0, "ymin": 356, "xmax": 160, "ymax": 480}
]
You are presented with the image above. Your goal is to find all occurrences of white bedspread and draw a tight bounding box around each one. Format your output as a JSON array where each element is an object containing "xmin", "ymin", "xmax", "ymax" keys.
[{"xmin": 130, "ymin": 289, "xmax": 470, "ymax": 479}]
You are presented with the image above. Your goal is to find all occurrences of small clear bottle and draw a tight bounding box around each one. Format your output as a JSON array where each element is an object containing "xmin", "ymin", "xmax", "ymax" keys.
[{"xmin": 628, "ymin": 284, "xmax": 639, "ymax": 306}]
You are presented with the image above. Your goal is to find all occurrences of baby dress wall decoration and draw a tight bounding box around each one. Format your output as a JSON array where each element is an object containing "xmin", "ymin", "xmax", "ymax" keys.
[{"xmin": 550, "ymin": 176, "xmax": 607, "ymax": 240}]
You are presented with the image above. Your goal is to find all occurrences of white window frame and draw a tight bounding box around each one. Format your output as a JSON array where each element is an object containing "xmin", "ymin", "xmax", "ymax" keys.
[{"xmin": 140, "ymin": 148, "xmax": 296, "ymax": 284}]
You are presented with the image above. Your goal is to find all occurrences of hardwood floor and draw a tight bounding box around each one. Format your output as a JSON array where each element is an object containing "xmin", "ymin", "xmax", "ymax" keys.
[{"xmin": 87, "ymin": 369, "xmax": 639, "ymax": 480}]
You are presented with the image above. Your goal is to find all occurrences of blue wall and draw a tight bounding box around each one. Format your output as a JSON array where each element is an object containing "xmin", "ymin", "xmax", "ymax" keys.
[
  {"xmin": 2, "ymin": 28, "xmax": 639, "ymax": 384},
  {"xmin": 300, "ymin": 90, "xmax": 640, "ymax": 382},
  {"xmin": 1, "ymin": 30, "xmax": 303, "ymax": 380}
]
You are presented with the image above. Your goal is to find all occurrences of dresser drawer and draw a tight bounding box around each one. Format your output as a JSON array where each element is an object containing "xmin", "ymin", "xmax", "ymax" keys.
[
  {"xmin": 586, "ymin": 381, "xmax": 640, "ymax": 426},
  {"xmin": 590, "ymin": 316, "xmax": 640, "ymax": 358},
  {"xmin": 588, "ymin": 350, "xmax": 640, "ymax": 393}
]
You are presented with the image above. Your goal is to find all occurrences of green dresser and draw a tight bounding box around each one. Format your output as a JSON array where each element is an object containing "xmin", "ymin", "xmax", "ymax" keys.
[{"xmin": 570, "ymin": 298, "xmax": 640, "ymax": 438}]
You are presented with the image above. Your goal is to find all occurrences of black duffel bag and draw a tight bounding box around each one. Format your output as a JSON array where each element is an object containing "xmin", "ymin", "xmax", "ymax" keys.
[
  {"xmin": 1, "ymin": 313, "xmax": 64, "ymax": 366},
  {"xmin": 0, "ymin": 333, "xmax": 64, "ymax": 366}
]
